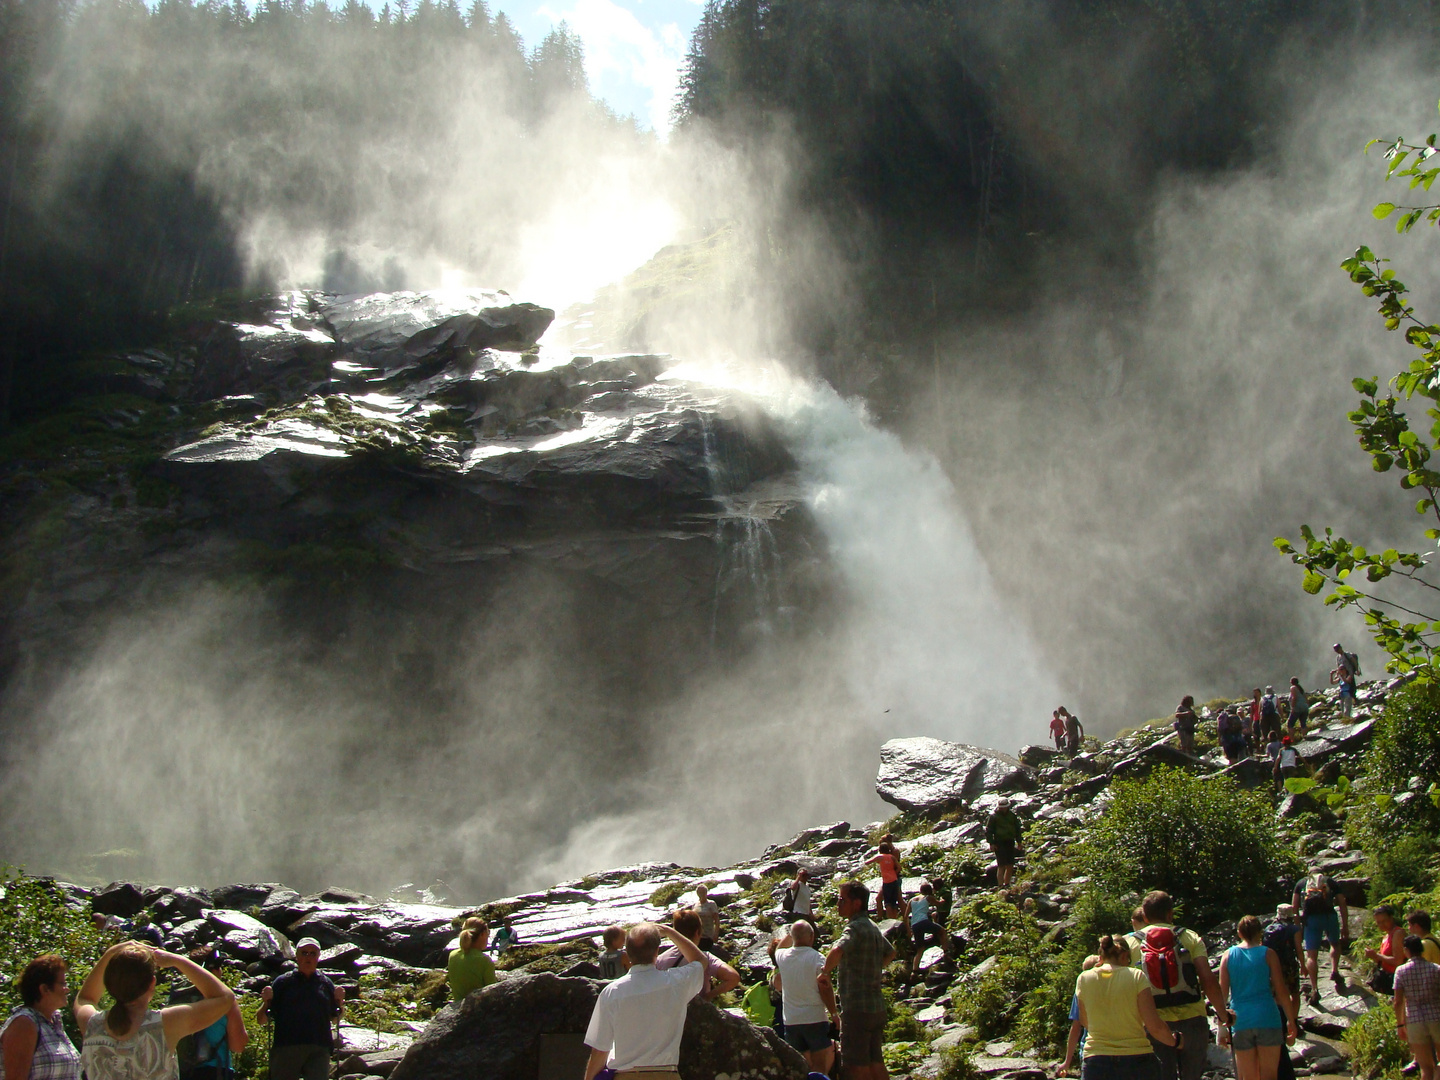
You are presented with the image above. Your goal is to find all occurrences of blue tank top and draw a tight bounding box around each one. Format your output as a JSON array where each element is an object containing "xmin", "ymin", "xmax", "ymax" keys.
[{"xmin": 1227, "ymin": 944, "xmax": 1282, "ymax": 1032}]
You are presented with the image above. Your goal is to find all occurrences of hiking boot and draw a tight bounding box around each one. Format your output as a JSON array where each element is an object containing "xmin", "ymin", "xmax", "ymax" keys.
[{"xmin": 1331, "ymin": 972, "xmax": 1345, "ymax": 990}]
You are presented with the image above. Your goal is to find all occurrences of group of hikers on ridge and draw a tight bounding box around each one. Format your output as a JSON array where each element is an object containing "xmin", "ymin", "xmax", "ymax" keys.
[{"xmin": 1052, "ymin": 643, "xmax": 1365, "ymax": 787}]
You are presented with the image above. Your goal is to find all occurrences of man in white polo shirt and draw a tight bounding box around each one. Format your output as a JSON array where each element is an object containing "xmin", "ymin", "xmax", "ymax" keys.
[{"xmin": 584, "ymin": 922, "xmax": 707, "ymax": 1080}]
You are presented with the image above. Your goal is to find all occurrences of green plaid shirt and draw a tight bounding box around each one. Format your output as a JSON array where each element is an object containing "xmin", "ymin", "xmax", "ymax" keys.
[{"xmin": 836, "ymin": 913, "xmax": 889, "ymax": 1013}]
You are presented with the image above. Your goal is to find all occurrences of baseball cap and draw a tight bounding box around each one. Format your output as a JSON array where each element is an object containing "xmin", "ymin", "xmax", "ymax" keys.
[{"xmin": 294, "ymin": 937, "xmax": 322, "ymax": 952}]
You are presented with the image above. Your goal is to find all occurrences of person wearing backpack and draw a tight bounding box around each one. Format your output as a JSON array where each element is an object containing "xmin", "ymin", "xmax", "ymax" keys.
[
  {"xmin": 1259, "ymin": 688, "xmax": 1281, "ymax": 742},
  {"xmin": 1290, "ymin": 875, "xmax": 1349, "ymax": 1004},
  {"xmin": 1218, "ymin": 709, "xmax": 1247, "ymax": 764},
  {"xmin": 985, "ymin": 799, "xmax": 1024, "ymax": 890},
  {"xmin": 1330, "ymin": 644, "xmax": 1359, "ymax": 720},
  {"xmin": 1066, "ymin": 711, "xmax": 1085, "ymax": 756},
  {"xmin": 1260, "ymin": 905, "xmax": 1303, "ymax": 1015},
  {"xmin": 171, "ymin": 948, "xmax": 248, "ymax": 1080},
  {"xmin": 1125, "ymin": 891, "xmax": 1227, "ymax": 1080}
]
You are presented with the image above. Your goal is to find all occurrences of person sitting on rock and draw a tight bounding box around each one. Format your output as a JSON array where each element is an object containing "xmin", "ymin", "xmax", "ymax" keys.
[
  {"xmin": 1393, "ymin": 934, "xmax": 1440, "ymax": 1080},
  {"xmin": 583, "ymin": 922, "xmax": 709, "ymax": 1080},
  {"xmin": 694, "ymin": 885, "xmax": 722, "ymax": 952},
  {"xmin": 985, "ymin": 799, "xmax": 1023, "ymax": 890},
  {"xmin": 772, "ymin": 919, "xmax": 839, "ymax": 1075},
  {"xmin": 1173, "ymin": 696, "xmax": 1199, "ymax": 756},
  {"xmin": 907, "ymin": 882, "xmax": 950, "ymax": 979},
  {"xmin": 862, "ymin": 842, "xmax": 904, "ymax": 918},
  {"xmin": 489, "ymin": 917, "xmax": 518, "ymax": 955},
  {"xmin": 447, "ymin": 917, "xmax": 496, "ymax": 1003},
  {"xmin": 1051, "ymin": 709, "xmax": 1068, "ymax": 753},
  {"xmin": 256, "ymin": 937, "xmax": 344, "ymax": 1080},
  {"xmin": 597, "ymin": 926, "xmax": 629, "ymax": 981},
  {"xmin": 655, "ymin": 909, "xmax": 740, "ymax": 1001}
]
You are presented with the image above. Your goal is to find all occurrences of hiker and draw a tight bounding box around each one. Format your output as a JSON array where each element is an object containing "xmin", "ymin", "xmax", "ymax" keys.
[
  {"xmin": 1292, "ymin": 875, "xmax": 1349, "ymax": 1004},
  {"xmin": 597, "ymin": 926, "xmax": 629, "ymax": 981},
  {"xmin": 1366, "ymin": 906, "xmax": 1406, "ymax": 994},
  {"xmin": 172, "ymin": 947, "xmax": 248, "ymax": 1080},
  {"xmin": 1074, "ymin": 934, "xmax": 1180, "ymax": 1080},
  {"xmin": 1272, "ymin": 737, "xmax": 1300, "ymax": 790},
  {"xmin": 863, "ymin": 841, "xmax": 903, "ymax": 918},
  {"xmin": 986, "ymin": 798, "xmax": 1023, "ymax": 890},
  {"xmin": 1330, "ymin": 644, "xmax": 1359, "ymax": 720},
  {"xmin": 1218, "ymin": 709, "xmax": 1246, "ymax": 764},
  {"xmin": 1051, "ymin": 710, "xmax": 1068, "ymax": 753},
  {"xmin": 908, "ymin": 882, "xmax": 950, "ymax": 979},
  {"xmin": 1066, "ymin": 710, "xmax": 1085, "ymax": 756},
  {"xmin": 1173, "ymin": 696, "xmax": 1199, "ymax": 756},
  {"xmin": 1133, "ymin": 908, "xmax": 1149, "ymax": 934},
  {"xmin": 1249, "ymin": 690, "xmax": 1264, "ymax": 754},
  {"xmin": 1262, "ymin": 905, "xmax": 1304, "ymax": 1018},
  {"xmin": 0, "ymin": 955, "xmax": 80, "ymax": 1080},
  {"xmin": 823, "ymin": 881, "xmax": 896, "ymax": 1080},
  {"xmin": 695, "ymin": 885, "xmax": 722, "ymax": 951},
  {"xmin": 447, "ymin": 917, "xmax": 497, "ymax": 1002},
  {"xmin": 1394, "ymin": 934, "xmax": 1440, "ymax": 1080},
  {"xmin": 656, "ymin": 909, "xmax": 740, "ymax": 1001},
  {"xmin": 256, "ymin": 937, "xmax": 344, "ymax": 1080},
  {"xmin": 1056, "ymin": 954, "xmax": 1099, "ymax": 1078},
  {"xmin": 1217, "ymin": 915, "xmax": 1299, "ymax": 1080},
  {"xmin": 1126, "ymin": 890, "xmax": 1227, "ymax": 1080},
  {"xmin": 1407, "ymin": 911, "xmax": 1440, "ymax": 963},
  {"xmin": 74, "ymin": 943, "xmax": 234, "ymax": 1080},
  {"xmin": 1287, "ymin": 679, "xmax": 1309, "ymax": 737},
  {"xmin": 772, "ymin": 920, "xmax": 839, "ymax": 1074},
  {"xmin": 1259, "ymin": 688, "xmax": 1282, "ymax": 743},
  {"xmin": 784, "ymin": 868, "xmax": 815, "ymax": 929},
  {"xmin": 490, "ymin": 917, "xmax": 518, "ymax": 955},
  {"xmin": 583, "ymin": 922, "xmax": 709, "ymax": 1080}
]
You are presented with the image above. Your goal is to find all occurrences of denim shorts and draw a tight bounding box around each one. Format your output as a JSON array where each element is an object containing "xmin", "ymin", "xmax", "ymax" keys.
[
  {"xmin": 1231, "ymin": 1028, "xmax": 1284, "ymax": 1050},
  {"xmin": 1303, "ymin": 911, "xmax": 1341, "ymax": 951},
  {"xmin": 1081, "ymin": 1052, "xmax": 1162, "ymax": 1080}
]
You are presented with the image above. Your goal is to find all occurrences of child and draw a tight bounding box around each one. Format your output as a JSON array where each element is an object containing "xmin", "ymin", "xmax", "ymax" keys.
[{"xmin": 597, "ymin": 925, "xmax": 628, "ymax": 980}]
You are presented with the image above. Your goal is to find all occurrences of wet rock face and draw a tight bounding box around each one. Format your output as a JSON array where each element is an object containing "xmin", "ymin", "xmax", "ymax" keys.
[
  {"xmin": 388, "ymin": 973, "xmax": 805, "ymax": 1080},
  {"xmin": 876, "ymin": 737, "xmax": 1032, "ymax": 814}
]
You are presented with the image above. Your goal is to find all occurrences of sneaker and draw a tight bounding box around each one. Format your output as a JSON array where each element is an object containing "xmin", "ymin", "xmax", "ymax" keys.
[{"xmin": 1332, "ymin": 972, "xmax": 1345, "ymax": 990}]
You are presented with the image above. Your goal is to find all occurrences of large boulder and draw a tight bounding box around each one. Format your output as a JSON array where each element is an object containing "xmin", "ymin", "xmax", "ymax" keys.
[
  {"xmin": 389, "ymin": 973, "xmax": 805, "ymax": 1080},
  {"xmin": 92, "ymin": 882, "xmax": 148, "ymax": 917},
  {"xmin": 876, "ymin": 737, "xmax": 1032, "ymax": 813}
]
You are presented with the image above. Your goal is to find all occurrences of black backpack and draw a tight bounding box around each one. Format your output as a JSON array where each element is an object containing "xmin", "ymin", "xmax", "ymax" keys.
[
  {"xmin": 1262, "ymin": 921, "xmax": 1297, "ymax": 969},
  {"xmin": 1345, "ymin": 652, "xmax": 1361, "ymax": 679},
  {"xmin": 1261, "ymin": 695, "xmax": 1279, "ymax": 721},
  {"xmin": 781, "ymin": 886, "xmax": 796, "ymax": 914}
]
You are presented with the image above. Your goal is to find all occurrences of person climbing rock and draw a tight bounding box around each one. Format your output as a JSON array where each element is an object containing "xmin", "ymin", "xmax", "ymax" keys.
[
  {"xmin": 862, "ymin": 842, "xmax": 903, "ymax": 918},
  {"xmin": 1051, "ymin": 709, "xmax": 1068, "ymax": 753},
  {"xmin": 1330, "ymin": 644, "xmax": 1359, "ymax": 720},
  {"xmin": 907, "ymin": 882, "xmax": 950, "ymax": 979},
  {"xmin": 1287, "ymin": 679, "xmax": 1309, "ymax": 737},
  {"xmin": 986, "ymin": 799, "xmax": 1023, "ymax": 890},
  {"xmin": 1292, "ymin": 875, "xmax": 1349, "ymax": 1004}
]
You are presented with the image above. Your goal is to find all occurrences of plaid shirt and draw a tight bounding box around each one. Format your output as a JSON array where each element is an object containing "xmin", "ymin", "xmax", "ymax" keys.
[
  {"xmin": 0, "ymin": 1007, "xmax": 80, "ymax": 1080},
  {"xmin": 836, "ymin": 913, "xmax": 889, "ymax": 1013},
  {"xmin": 1396, "ymin": 959, "xmax": 1440, "ymax": 1025}
]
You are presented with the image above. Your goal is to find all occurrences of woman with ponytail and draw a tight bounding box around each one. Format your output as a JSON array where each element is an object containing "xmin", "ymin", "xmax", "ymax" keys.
[
  {"xmin": 1071, "ymin": 935, "xmax": 1178, "ymax": 1080},
  {"xmin": 73, "ymin": 943, "xmax": 233, "ymax": 1080},
  {"xmin": 447, "ymin": 918, "xmax": 497, "ymax": 1004}
]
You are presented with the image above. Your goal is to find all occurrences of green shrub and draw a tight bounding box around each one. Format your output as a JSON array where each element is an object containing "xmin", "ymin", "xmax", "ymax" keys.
[
  {"xmin": 1348, "ymin": 681, "xmax": 1440, "ymax": 850},
  {"xmin": 1077, "ymin": 767, "xmax": 1301, "ymax": 922},
  {"xmin": 0, "ymin": 868, "xmax": 109, "ymax": 1046},
  {"xmin": 649, "ymin": 881, "xmax": 688, "ymax": 907},
  {"xmin": 946, "ymin": 896, "xmax": 1047, "ymax": 1038},
  {"xmin": 1347, "ymin": 1001, "xmax": 1410, "ymax": 1079},
  {"xmin": 883, "ymin": 1040, "xmax": 929, "ymax": 1074},
  {"xmin": 1368, "ymin": 833, "xmax": 1439, "ymax": 902},
  {"xmin": 1018, "ymin": 889, "xmax": 1135, "ymax": 1053},
  {"xmin": 885, "ymin": 1001, "xmax": 926, "ymax": 1042},
  {"xmin": 937, "ymin": 1045, "xmax": 980, "ymax": 1080},
  {"xmin": 953, "ymin": 953, "xmax": 1048, "ymax": 1039}
]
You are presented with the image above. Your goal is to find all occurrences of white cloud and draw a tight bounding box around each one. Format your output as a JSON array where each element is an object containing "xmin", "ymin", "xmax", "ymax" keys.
[{"xmin": 538, "ymin": 0, "xmax": 687, "ymax": 134}]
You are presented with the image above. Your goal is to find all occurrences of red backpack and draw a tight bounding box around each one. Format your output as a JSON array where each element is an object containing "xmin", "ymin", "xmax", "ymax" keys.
[{"xmin": 1134, "ymin": 926, "xmax": 1202, "ymax": 1008}]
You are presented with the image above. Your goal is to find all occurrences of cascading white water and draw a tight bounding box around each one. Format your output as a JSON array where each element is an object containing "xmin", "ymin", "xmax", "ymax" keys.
[{"xmin": 674, "ymin": 359, "xmax": 1064, "ymax": 746}]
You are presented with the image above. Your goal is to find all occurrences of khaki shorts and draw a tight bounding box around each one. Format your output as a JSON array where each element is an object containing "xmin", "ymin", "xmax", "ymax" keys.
[
  {"xmin": 1407, "ymin": 1019, "xmax": 1440, "ymax": 1048},
  {"xmin": 841, "ymin": 1009, "xmax": 886, "ymax": 1066}
]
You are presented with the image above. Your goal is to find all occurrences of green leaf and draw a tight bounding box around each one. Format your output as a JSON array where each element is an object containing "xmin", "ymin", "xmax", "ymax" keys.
[
  {"xmin": 1335, "ymin": 774, "xmax": 1351, "ymax": 795},
  {"xmin": 1375, "ymin": 202, "xmax": 1397, "ymax": 220},
  {"xmin": 1303, "ymin": 571, "xmax": 1326, "ymax": 595},
  {"xmin": 1284, "ymin": 777, "xmax": 1318, "ymax": 796},
  {"xmin": 1375, "ymin": 793, "xmax": 1394, "ymax": 810}
]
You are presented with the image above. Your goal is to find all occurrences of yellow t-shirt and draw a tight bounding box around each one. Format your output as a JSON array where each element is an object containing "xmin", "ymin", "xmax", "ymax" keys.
[
  {"xmin": 1127, "ymin": 925, "xmax": 1209, "ymax": 1022},
  {"xmin": 1420, "ymin": 934, "xmax": 1440, "ymax": 965},
  {"xmin": 1078, "ymin": 964, "xmax": 1156, "ymax": 1057},
  {"xmin": 447, "ymin": 946, "xmax": 497, "ymax": 1002}
]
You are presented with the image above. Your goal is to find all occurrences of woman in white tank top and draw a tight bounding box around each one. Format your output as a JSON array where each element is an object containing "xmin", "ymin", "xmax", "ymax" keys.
[{"xmin": 73, "ymin": 944, "xmax": 233, "ymax": 1080}]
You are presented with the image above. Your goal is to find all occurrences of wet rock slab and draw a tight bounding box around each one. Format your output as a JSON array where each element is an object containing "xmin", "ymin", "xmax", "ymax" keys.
[{"xmin": 876, "ymin": 737, "xmax": 1031, "ymax": 813}]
